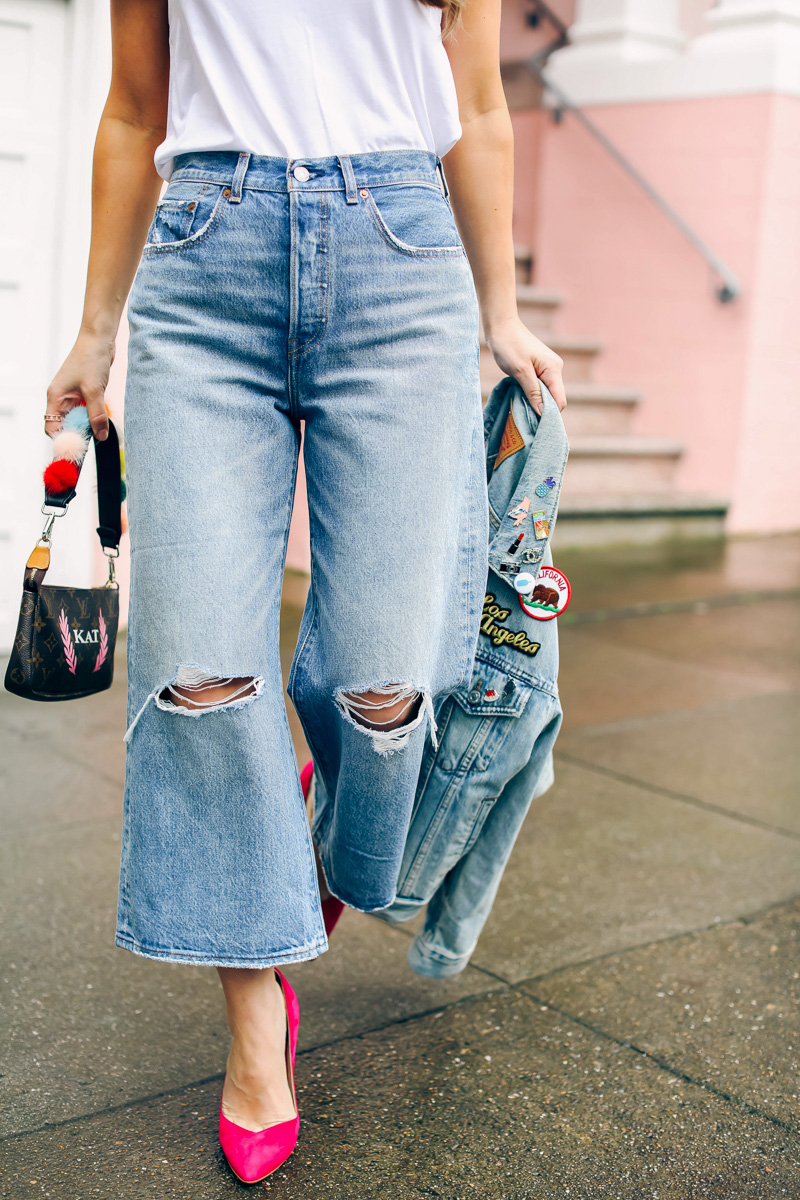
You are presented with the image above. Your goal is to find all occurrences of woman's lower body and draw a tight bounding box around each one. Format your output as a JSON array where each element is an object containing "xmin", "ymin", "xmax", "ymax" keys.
[{"xmin": 116, "ymin": 149, "xmax": 488, "ymax": 969}]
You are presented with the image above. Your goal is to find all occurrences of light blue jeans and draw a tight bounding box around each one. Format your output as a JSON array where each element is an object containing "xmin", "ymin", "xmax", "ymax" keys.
[{"xmin": 116, "ymin": 151, "xmax": 487, "ymax": 967}]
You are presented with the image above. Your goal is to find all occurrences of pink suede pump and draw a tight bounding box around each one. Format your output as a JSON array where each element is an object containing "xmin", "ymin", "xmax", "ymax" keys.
[
  {"xmin": 218, "ymin": 970, "xmax": 300, "ymax": 1184},
  {"xmin": 300, "ymin": 759, "xmax": 345, "ymax": 936}
]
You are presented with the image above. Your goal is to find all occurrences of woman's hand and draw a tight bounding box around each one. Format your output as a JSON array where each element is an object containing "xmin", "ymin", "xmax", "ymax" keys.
[
  {"xmin": 44, "ymin": 331, "xmax": 115, "ymax": 440},
  {"xmin": 486, "ymin": 315, "xmax": 566, "ymax": 416}
]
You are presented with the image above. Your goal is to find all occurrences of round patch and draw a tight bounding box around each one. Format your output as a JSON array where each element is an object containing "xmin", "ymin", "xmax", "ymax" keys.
[
  {"xmin": 518, "ymin": 566, "xmax": 571, "ymax": 621},
  {"xmin": 513, "ymin": 572, "xmax": 537, "ymax": 596}
]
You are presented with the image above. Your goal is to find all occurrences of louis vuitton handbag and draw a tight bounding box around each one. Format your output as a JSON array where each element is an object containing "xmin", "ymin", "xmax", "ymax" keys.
[{"xmin": 4, "ymin": 420, "xmax": 123, "ymax": 701}]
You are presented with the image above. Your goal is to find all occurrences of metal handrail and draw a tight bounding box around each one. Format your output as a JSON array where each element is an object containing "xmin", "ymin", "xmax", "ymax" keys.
[{"xmin": 522, "ymin": 1, "xmax": 741, "ymax": 303}]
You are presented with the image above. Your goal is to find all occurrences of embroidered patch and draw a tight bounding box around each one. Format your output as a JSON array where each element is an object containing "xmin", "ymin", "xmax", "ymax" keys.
[
  {"xmin": 508, "ymin": 496, "xmax": 530, "ymax": 526},
  {"xmin": 495, "ymin": 406, "xmax": 525, "ymax": 469},
  {"xmin": 480, "ymin": 593, "xmax": 541, "ymax": 657},
  {"xmin": 518, "ymin": 566, "xmax": 571, "ymax": 621}
]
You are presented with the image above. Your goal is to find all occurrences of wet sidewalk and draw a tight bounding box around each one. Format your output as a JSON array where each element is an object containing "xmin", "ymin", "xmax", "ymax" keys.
[{"xmin": 2, "ymin": 534, "xmax": 799, "ymax": 1198}]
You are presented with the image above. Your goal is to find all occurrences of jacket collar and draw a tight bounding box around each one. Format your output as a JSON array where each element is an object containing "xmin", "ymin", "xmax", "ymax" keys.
[{"xmin": 485, "ymin": 376, "xmax": 569, "ymax": 582}]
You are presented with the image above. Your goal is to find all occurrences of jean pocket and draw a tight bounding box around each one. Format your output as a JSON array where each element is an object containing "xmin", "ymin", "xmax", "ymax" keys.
[
  {"xmin": 143, "ymin": 181, "xmax": 228, "ymax": 253},
  {"xmin": 362, "ymin": 183, "xmax": 466, "ymax": 258}
]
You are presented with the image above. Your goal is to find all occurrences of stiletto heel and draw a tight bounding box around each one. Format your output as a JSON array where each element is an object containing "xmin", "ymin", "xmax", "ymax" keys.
[
  {"xmin": 301, "ymin": 759, "xmax": 346, "ymax": 936},
  {"xmin": 218, "ymin": 969, "xmax": 300, "ymax": 1184},
  {"xmin": 321, "ymin": 895, "xmax": 345, "ymax": 935}
]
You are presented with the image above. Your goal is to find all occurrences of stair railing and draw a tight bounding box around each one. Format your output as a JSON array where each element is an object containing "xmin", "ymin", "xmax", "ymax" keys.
[{"xmin": 522, "ymin": 0, "xmax": 741, "ymax": 303}]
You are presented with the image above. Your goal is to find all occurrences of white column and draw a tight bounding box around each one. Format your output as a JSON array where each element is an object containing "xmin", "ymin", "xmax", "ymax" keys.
[
  {"xmin": 548, "ymin": 0, "xmax": 683, "ymax": 67},
  {"xmin": 687, "ymin": 1, "xmax": 800, "ymax": 96},
  {"xmin": 543, "ymin": 0, "xmax": 683, "ymax": 104},
  {"xmin": 544, "ymin": 0, "xmax": 800, "ymax": 104}
]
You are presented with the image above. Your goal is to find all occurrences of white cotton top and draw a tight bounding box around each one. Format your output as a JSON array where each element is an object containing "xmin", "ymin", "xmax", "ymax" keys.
[{"xmin": 154, "ymin": 0, "xmax": 463, "ymax": 180}]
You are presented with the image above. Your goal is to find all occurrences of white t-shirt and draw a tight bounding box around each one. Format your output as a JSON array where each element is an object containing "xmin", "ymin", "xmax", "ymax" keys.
[{"xmin": 155, "ymin": 0, "xmax": 463, "ymax": 180}]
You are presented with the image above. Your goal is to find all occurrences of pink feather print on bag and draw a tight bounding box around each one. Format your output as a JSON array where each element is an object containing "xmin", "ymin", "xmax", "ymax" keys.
[
  {"xmin": 93, "ymin": 611, "xmax": 108, "ymax": 672},
  {"xmin": 58, "ymin": 608, "xmax": 77, "ymax": 674}
]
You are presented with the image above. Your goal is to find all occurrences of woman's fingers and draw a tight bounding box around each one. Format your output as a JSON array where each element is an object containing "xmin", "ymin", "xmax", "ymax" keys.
[
  {"xmin": 511, "ymin": 360, "xmax": 544, "ymax": 415},
  {"xmin": 485, "ymin": 319, "xmax": 567, "ymax": 415},
  {"xmin": 44, "ymin": 334, "xmax": 114, "ymax": 439},
  {"xmin": 44, "ymin": 391, "xmax": 79, "ymax": 438},
  {"xmin": 536, "ymin": 358, "xmax": 567, "ymax": 412},
  {"xmin": 83, "ymin": 385, "xmax": 109, "ymax": 441}
]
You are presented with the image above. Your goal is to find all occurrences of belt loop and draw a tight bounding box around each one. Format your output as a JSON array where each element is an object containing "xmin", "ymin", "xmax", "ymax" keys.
[
  {"xmin": 229, "ymin": 152, "xmax": 250, "ymax": 204},
  {"xmin": 436, "ymin": 155, "xmax": 450, "ymax": 202},
  {"xmin": 338, "ymin": 155, "xmax": 358, "ymax": 204}
]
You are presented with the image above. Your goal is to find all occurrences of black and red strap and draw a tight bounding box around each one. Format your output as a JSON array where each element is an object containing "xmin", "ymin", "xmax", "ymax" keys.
[{"xmin": 43, "ymin": 420, "xmax": 122, "ymax": 553}]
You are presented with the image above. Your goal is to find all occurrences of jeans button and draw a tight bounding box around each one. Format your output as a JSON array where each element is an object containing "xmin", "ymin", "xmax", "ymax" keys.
[{"xmin": 293, "ymin": 165, "xmax": 310, "ymax": 182}]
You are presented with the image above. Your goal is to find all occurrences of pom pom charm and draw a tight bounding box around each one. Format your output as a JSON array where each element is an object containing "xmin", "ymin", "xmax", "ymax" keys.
[
  {"xmin": 62, "ymin": 404, "xmax": 91, "ymax": 436},
  {"xmin": 43, "ymin": 459, "xmax": 79, "ymax": 495},
  {"xmin": 43, "ymin": 401, "xmax": 92, "ymax": 495},
  {"xmin": 50, "ymin": 429, "xmax": 90, "ymax": 465}
]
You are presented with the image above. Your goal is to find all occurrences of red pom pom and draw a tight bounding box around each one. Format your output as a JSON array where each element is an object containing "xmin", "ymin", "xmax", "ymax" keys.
[{"xmin": 44, "ymin": 459, "xmax": 79, "ymax": 495}]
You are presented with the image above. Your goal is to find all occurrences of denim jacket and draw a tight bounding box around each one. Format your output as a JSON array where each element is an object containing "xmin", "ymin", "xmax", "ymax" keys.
[{"xmin": 379, "ymin": 377, "xmax": 569, "ymax": 976}]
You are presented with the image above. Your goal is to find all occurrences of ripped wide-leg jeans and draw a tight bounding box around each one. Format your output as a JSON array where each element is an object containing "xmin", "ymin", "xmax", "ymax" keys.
[{"xmin": 116, "ymin": 150, "xmax": 487, "ymax": 968}]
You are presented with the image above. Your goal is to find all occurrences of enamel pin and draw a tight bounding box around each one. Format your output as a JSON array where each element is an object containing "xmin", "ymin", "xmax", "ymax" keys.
[
  {"xmin": 508, "ymin": 496, "xmax": 530, "ymax": 526},
  {"xmin": 531, "ymin": 511, "xmax": 549, "ymax": 540}
]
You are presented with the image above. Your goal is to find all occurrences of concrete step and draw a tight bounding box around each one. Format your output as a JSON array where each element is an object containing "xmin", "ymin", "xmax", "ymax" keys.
[
  {"xmin": 553, "ymin": 493, "xmax": 729, "ymax": 548},
  {"xmin": 480, "ymin": 333, "xmax": 603, "ymax": 387},
  {"xmin": 481, "ymin": 380, "xmax": 640, "ymax": 438},
  {"xmin": 560, "ymin": 383, "xmax": 641, "ymax": 438},
  {"xmin": 562, "ymin": 437, "xmax": 683, "ymax": 497},
  {"xmin": 478, "ymin": 287, "xmax": 562, "ymax": 341},
  {"xmin": 516, "ymin": 284, "xmax": 563, "ymax": 333}
]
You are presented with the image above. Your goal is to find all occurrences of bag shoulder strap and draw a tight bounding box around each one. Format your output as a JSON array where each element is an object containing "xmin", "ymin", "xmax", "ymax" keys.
[{"xmin": 43, "ymin": 420, "xmax": 122, "ymax": 554}]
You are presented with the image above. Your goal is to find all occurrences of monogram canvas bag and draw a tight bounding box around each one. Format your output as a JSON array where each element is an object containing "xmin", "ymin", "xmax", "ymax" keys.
[{"xmin": 4, "ymin": 421, "xmax": 123, "ymax": 702}]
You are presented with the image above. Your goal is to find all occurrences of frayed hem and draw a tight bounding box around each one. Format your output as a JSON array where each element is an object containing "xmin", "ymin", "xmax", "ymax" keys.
[
  {"xmin": 407, "ymin": 936, "xmax": 475, "ymax": 978},
  {"xmin": 372, "ymin": 902, "xmax": 424, "ymax": 925},
  {"xmin": 114, "ymin": 933, "xmax": 327, "ymax": 969},
  {"xmin": 312, "ymin": 871, "xmax": 397, "ymax": 915}
]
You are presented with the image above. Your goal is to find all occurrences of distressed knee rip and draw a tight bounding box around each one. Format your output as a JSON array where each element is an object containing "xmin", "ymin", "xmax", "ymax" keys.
[
  {"xmin": 123, "ymin": 667, "xmax": 264, "ymax": 743},
  {"xmin": 335, "ymin": 683, "xmax": 438, "ymax": 755},
  {"xmin": 156, "ymin": 668, "xmax": 262, "ymax": 713}
]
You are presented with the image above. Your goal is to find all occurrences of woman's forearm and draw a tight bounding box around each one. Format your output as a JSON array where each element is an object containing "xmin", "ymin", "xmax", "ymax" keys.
[
  {"xmin": 44, "ymin": 110, "xmax": 163, "ymax": 440},
  {"xmin": 443, "ymin": 104, "xmax": 517, "ymax": 336},
  {"xmin": 43, "ymin": 0, "xmax": 170, "ymax": 439},
  {"xmin": 81, "ymin": 111, "xmax": 165, "ymax": 342}
]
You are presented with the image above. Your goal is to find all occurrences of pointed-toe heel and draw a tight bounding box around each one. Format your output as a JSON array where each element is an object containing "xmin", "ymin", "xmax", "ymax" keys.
[
  {"xmin": 301, "ymin": 759, "xmax": 346, "ymax": 937},
  {"xmin": 321, "ymin": 895, "xmax": 345, "ymax": 935},
  {"xmin": 218, "ymin": 970, "xmax": 300, "ymax": 1184},
  {"xmin": 299, "ymin": 758, "xmax": 315, "ymax": 802}
]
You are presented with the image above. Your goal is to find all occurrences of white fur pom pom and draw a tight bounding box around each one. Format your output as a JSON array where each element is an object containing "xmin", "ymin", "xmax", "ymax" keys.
[{"xmin": 51, "ymin": 429, "xmax": 89, "ymax": 465}]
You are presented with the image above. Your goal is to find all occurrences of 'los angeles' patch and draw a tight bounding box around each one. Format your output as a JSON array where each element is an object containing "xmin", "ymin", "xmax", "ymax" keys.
[{"xmin": 480, "ymin": 593, "xmax": 541, "ymax": 657}]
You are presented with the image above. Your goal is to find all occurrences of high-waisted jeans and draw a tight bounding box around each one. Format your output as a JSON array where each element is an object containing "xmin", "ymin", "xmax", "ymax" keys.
[{"xmin": 116, "ymin": 150, "xmax": 488, "ymax": 967}]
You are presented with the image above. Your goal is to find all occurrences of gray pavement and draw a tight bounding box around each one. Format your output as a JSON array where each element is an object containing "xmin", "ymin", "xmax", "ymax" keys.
[{"xmin": 2, "ymin": 534, "xmax": 799, "ymax": 1198}]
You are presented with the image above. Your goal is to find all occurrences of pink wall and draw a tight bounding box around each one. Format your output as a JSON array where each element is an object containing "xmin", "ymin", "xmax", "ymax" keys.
[
  {"xmin": 532, "ymin": 92, "xmax": 800, "ymax": 533},
  {"xmin": 730, "ymin": 96, "xmax": 800, "ymax": 533},
  {"xmin": 286, "ymin": 431, "xmax": 311, "ymax": 574}
]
